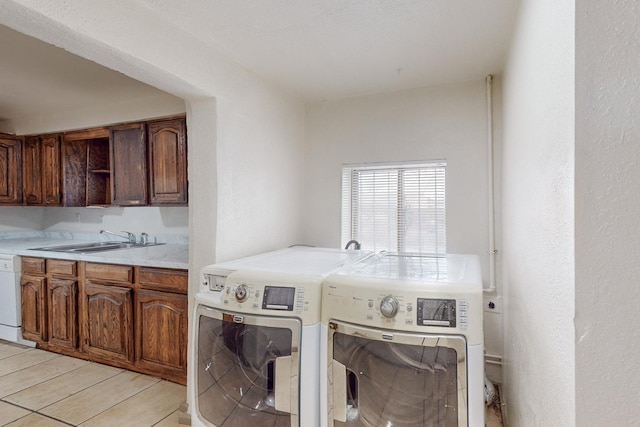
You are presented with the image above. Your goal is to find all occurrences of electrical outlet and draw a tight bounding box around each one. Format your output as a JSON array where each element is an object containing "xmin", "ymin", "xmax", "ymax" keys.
[{"xmin": 483, "ymin": 296, "xmax": 502, "ymax": 314}]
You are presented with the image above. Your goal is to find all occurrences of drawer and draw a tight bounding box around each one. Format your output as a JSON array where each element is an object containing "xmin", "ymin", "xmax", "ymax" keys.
[
  {"xmin": 138, "ymin": 267, "xmax": 188, "ymax": 294},
  {"xmin": 85, "ymin": 263, "xmax": 134, "ymax": 284},
  {"xmin": 22, "ymin": 257, "xmax": 45, "ymax": 275},
  {"xmin": 47, "ymin": 259, "xmax": 77, "ymax": 277}
]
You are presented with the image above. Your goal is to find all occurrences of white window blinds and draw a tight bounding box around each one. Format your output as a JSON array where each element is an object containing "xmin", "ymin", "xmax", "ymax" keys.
[{"xmin": 342, "ymin": 161, "xmax": 446, "ymax": 254}]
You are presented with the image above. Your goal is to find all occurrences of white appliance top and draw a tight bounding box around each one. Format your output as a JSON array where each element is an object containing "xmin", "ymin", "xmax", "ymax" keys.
[
  {"xmin": 203, "ymin": 246, "xmax": 372, "ymax": 276},
  {"xmin": 197, "ymin": 246, "xmax": 372, "ymax": 324},
  {"xmin": 334, "ymin": 252, "xmax": 481, "ymax": 286}
]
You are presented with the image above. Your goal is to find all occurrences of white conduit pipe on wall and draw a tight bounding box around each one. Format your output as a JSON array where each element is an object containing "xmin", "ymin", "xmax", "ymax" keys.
[{"xmin": 485, "ymin": 74, "xmax": 497, "ymax": 293}]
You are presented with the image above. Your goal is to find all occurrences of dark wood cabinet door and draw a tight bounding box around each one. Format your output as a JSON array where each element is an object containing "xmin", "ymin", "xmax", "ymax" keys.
[
  {"xmin": 62, "ymin": 139, "xmax": 87, "ymax": 207},
  {"xmin": 135, "ymin": 289, "xmax": 187, "ymax": 382},
  {"xmin": 147, "ymin": 118, "xmax": 187, "ymax": 205},
  {"xmin": 23, "ymin": 136, "xmax": 42, "ymax": 205},
  {"xmin": 48, "ymin": 278, "xmax": 78, "ymax": 349},
  {"xmin": 22, "ymin": 134, "xmax": 62, "ymax": 206},
  {"xmin": 110, "ymin": 123, "xmax": 147, "ymax": 206},
  {"xmin": 0, "ymin": 136, "xmax": 23, "ymax": 204},
  {"xmin": 20, "ymin": 275, "xmax": 47, "ymax": 342},
  {"xmin": 41, "ymin": 135, "xmax": 62, "ymax": 206},
  {"xmin": 82, "ymin": 283, "xmax": 134, "ymax": 364}
]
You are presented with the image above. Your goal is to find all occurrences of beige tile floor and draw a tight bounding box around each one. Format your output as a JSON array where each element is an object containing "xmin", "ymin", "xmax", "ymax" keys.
[
  {"xmin": 1, "ymin": 340, "xmax": 502, "ymax": 427},
  {"xmin": 0, "ymin": 340, "xmax": 186, "ymax": 427}
]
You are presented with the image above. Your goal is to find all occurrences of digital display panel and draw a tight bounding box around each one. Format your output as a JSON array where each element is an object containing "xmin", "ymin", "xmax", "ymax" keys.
[
  {"xmin": 416, "ymin": 298, "xmax": 456, "ymax": 327},
  {"xmin": 262, "ymin": 286, "xmax": 296, "ymax": 311}
]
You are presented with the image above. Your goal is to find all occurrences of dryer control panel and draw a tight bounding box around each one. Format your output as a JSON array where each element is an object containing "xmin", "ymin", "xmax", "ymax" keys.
[{"xmin": 200, "ymin": 268, "xmax": 322, "ymax": 325}]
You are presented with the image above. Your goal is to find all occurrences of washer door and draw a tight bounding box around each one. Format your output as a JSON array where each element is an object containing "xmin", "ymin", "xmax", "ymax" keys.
[
  {"xmin": 195, "ymin": 305, "xmax": 301, "ymax": 427},
  {"xmin": 327, "ymin": 321, "xmax": 467, "ymax": 427}
]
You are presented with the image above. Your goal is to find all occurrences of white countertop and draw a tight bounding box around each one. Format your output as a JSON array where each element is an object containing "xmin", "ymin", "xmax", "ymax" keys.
[{"xmin": 0, "ymin": 232, "xmax": 189, "ymax": 270}]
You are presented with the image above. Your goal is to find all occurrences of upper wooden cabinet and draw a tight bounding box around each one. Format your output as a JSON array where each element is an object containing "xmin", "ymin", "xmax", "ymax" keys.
[
  {"xmin": 62, "ymin": 128, "xmax": 111, "ymax": 207},
  {"xmin": 110, "ymin": 123, "xmax": 148, "ymax": 206},
  {"xmin": 23, "ymin": 134, "xmax": 62, "ymax": 206},
  {"xmin": 0, "ymin": 135, "xmax": 23, "ymax": 205},
  {"xmin": 22, "ymin": 137, "xmax": 42, "ymax": 205},
  {"xmin": 147, "ymin": 118, "xmax": 188, "ymax": 205},
  {"xmin": 1, "ymin": 115, "xmax": 187, "ymax": 207},
  {"xmin": 110, "ymin": 117, "xmax": 188, "ymax": 207}
]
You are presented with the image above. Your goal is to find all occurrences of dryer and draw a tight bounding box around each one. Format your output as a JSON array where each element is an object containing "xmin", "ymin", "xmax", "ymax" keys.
[
  {"xmin": 191, "ymin": 246, "xmax": 371, "ymax": 427},
  {"xmin": 321, "ymin": 252, "xmax": 484, "ymax": 427}
]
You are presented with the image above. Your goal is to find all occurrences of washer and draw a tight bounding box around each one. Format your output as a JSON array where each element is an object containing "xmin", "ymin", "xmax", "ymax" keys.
[
  {"xmin": 321, "ymin": 252, "xmax": 484, "ymax": 427},
  {"xmin": 191, "ymin": 246, "xmax": 372, "ymax": 427}
]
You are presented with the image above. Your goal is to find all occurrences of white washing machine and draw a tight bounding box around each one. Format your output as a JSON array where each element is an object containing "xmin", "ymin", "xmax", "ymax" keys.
[
  {"xmin": 321, "ymin": 252, "xmax": 484, "ymax": 427},
  {"xmin": 191, "ymin": 246, "xmax": 372, "ymax": 427}
]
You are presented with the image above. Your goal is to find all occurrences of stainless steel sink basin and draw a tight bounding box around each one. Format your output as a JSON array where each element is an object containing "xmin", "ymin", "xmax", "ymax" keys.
[{"xmin": 30, "ymin": 241, "xmax": 165, "ymax": 253}]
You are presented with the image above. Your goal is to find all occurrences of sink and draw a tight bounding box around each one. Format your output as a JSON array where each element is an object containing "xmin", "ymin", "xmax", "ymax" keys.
[{"xmin": 30, "ymin": 241, "xmax": 165, "ymax": 253}]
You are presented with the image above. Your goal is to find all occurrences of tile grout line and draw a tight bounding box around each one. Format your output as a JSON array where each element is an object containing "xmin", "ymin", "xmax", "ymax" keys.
[
  {"xmin": 51, "ymin": 374, "xmax": 163, "ymax": 426},
  {"xmin": 0, "ymin": 347, "xmax": 33, "ymax": 362},
  {"xmin": 0, "ymin": 400, "xmax": 73, "ymax": 427},
  {"xmin": 34, "ymin": 367, "xmax": 131, "ymax": 415},
  {"xmin": 0, "ymin": 355, "xmax": 86, "ymax": 396},
  {"xmin": 0, "ymin": 351, "xmax": 63, "ymax": 380}
]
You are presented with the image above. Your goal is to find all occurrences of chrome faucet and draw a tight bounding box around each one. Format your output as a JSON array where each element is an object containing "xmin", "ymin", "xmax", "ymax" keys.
[
  {"xmin": 344, "ymin": 240, "xmax": 361, "ymax": 250},
  {"xmin": 140, "ymin": 232, "xmax": 149, "ymax": 245},
  {"xmin": 100, "ymin": 229, "xmax": 136, "ymax": 244}
]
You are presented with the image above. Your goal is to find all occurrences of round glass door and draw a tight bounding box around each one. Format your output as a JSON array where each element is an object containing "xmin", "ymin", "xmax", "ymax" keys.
[
  {"xmin": 196, "ymin": 306, "xmax": 301, "ymax": 427},
  {"xmin": 328, "ymin": 321, "xmax": 467, "ymax": 427}
]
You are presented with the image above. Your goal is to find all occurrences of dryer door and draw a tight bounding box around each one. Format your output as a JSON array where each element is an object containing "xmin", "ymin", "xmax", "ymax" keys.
[
  {"xmin": 195, "ymin": 305, "xmax": 301, "ymax": 427},
  {"xmin": 327, "ymin": 321, "xmax": 467, "ymax": 427}
]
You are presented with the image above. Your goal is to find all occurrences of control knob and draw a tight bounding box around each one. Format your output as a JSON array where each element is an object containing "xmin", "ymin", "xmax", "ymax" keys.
[
  {"xmin": 380, "ymin": 296, "xmax": 399, "ymax": 318},
  {"xmin": 235, "ymin": 284, "xmax": 249, "ymax": 302}
]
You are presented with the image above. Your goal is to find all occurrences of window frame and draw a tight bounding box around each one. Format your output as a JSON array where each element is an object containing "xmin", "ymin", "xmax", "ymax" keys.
[{"xmin": 341, "ymin": 160, "xmax": 447, "ymax": 254}]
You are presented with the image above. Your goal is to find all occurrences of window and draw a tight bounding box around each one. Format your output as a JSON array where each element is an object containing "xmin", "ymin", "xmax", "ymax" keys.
[{"xmin": 342, "ymin": 161, "xmax": 446, "ymax": 254}]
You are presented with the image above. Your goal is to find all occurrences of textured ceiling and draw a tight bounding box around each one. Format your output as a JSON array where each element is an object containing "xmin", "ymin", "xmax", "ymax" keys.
[
  {"xmin": 137, "ymin": 0, "xmax": 517, "ymax": 99},
  {"xmin": 0, "ymin": 0, "xmax": 517, "ymax": 121}
]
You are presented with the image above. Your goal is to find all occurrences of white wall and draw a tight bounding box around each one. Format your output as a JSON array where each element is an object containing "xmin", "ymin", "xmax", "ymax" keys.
[
  {"xmin": 575, "ymin": 1, "xmax": 640, "ymax": 424},
  {"xmin": 304, "ymin": 80, "xmax": 504, "ymax": 376},
  {"xmin": 40, "ymin": 207, "xmax": 188, "ymax": 238},
  {"xmin": 501, "ymin": 0, "xmax": 575, "ymax": 425},
  {"xmin": 0, "ymin": 206, "xmax": 188, "ymax": 238},
  {"xmin": 0, "ymin": 207, "xmax": 43, "ymax": 231},
  {"xmin": 214, "ymin": 92, "xmax": 306, "ymax": 262},
  {"xmin": 305, "ymin": 81, "xmax": 490, "ymax": 256},
  {"xmin": 8, "ymin": 94, "xmax": 185, "ymax": 135}
]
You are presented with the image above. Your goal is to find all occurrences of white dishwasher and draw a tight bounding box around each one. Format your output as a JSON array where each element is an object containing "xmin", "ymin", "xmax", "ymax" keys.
[{"xmin": 0, "ymin": 254, "xmax": 34, "ymax": 346}]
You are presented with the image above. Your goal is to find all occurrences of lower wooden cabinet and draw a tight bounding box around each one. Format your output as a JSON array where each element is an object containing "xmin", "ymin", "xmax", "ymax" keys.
[
  {"xmin": 47, "ymin": 278, "xmax": 78, "ymax": 350},
  {"xmin": 135, "ymin": 289, "xmax": 187, "ymax": 382},
  {"xmin": 82, "ymin": 283, "xmax": 134, "ymax": 364},
  {"xmin": 20, "ymin": 274, "xmax": 47, "ymax": 342},
  {"xmin": 21, "ymin": 257, "xmax": 187, "ymax": 384}
]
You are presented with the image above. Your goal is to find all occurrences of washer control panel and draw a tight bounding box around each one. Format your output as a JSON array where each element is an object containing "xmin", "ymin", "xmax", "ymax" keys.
[
  {"xmin": 416, "ymin": 298, "xmax": 457, "ymax": 328},
  {"xmin": 322, "ymin": 279, "xmax": 482, "ymax": 339},
  {"xmin": 200, "ymin": 269, "xmax": 322, "ymax": 324}
]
